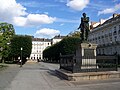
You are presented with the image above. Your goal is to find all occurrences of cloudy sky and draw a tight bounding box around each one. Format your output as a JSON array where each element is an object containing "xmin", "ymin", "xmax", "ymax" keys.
[{"xmin": 0, "ymin": 0, "xmax": 120, "ymax": 38}]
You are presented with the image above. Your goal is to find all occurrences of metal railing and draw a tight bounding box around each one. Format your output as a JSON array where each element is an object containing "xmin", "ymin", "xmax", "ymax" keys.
[
  {"xmin": 60, "ymin": 54, "xmax": 118, "ymax": 73},
  {"xmin": 60, "ymin": 54, "xmax": 75, "ymax": 72}
]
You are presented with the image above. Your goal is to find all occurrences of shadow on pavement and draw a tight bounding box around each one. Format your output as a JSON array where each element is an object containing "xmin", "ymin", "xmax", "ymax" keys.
[{"xmin": 47, "ymin": 70, "xmax": 66, "ymax": 80}]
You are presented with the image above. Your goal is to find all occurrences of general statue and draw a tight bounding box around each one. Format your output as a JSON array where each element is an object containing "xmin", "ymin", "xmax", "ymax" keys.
[{"xmin": 78, "ymin": 13, "xmax": 90, "ymax": 42}]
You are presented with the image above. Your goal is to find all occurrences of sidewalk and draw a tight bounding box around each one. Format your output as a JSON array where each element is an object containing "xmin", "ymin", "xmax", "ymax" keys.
[
  {"xmin": 5, "ymin": 64, "xmax": 48, "ymax": 90},
  {"xmin": 3, "ymin": 62, "xmax": 120, "ymax": 90},
  {"xmin": 0, "ymin": 64, "xmax": 20, "ymax": 90},
  {"xmin": 4, "ymin": 62, "xmax": 72, "ymax": 90}
]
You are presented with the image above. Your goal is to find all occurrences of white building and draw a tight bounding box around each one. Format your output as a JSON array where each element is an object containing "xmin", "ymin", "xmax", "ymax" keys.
[
  {"xmin": 88, "ymin": 14, "xmax": 120, "ymax": 55},
  {"xmin": 30, "ymin": 38, "xmax": 51, "ymax": 61},
  {"xmin": 30, "ymin": 35, "xmax": 65, "ymax": 61},
  {"xmin": 52, "ymin": 35, "xmax": 65, "ymax": 44}
]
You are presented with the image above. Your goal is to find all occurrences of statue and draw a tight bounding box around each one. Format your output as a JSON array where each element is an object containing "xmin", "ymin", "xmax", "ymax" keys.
[{"xmin": 78, "ymin": 13, "xmax": 90, "ymax": 42}]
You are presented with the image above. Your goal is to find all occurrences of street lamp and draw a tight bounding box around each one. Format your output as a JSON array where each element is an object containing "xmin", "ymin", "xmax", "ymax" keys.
[
  {"xmin": 20, "ymin": 47, "xmax": 23, "ymax": 67},
  {"xmin": 0, "ymin": 47, "xmax": 3, "ymax": 61}
]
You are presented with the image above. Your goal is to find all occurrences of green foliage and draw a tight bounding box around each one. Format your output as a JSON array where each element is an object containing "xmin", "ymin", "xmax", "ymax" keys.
[
  {"xmin": 60, "ymin": 37, "xmax": 80, "ymax": 55},
  {"xmin": 43, "ymin": 37, "xmax": 80, "ymax": 62},
  {"xmin": 0, "ymin": 64, "xmax": 8, "ymax": 71},
  {"xmin": 0, "ymin": 23, "xmax": 15, "ymax": 61},
  {"xmin": 10, "ymin": 35, "xmax": 32, "ymax": 63}
]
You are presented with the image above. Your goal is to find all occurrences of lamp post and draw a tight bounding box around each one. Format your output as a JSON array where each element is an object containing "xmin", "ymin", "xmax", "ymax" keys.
[
  {"xmin": 0, "ymin": 47, "xmax": 3, "ymax": 61},
  {"xmin": 20, "ymin": 47, "xmax": 23, "ymax": 67}
]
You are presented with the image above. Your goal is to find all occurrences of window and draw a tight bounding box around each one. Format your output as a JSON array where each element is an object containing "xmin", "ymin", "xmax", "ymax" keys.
[
  {"xmin": 118, "ymin": 25, "xmax": 120, "ymax": 34},
  {"xmin": 114, "ymin": 26, "xmax": 116, "ymax": 31},
  {"xmin": 113, "ymin": 26, "xmax": 117, "ymax": 35},
  {"xmin": 99, "ymin": 49, "xmax": 101, "ymax": 55},
  {"xmin": 110, "ymin": 48, "xmax": 112, "ymax": 55},
  {"xmin": 114, "ymin": 36, "xmax": 117, "ymax": 42},
  {"xmin": 102, "ymin": 49, "xmax": 104, "ymax": 54},
  {"xmin": 109, "ymin": 32, "xmax": 112, "ymax": 36}
]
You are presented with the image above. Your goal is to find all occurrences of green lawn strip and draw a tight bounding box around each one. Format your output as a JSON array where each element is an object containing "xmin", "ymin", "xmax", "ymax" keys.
[
  {"xmin": 0, "ymin": 64, "xmax": 8, "ymax": 71},
  {"xmin": 118, "ymin": 65, "xmax": 120, "ymax": 67}
]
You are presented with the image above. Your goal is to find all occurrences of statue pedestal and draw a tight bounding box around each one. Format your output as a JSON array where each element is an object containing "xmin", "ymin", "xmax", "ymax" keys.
[{"xmin": 75, "ymin": 42, "xmax": 98, "ymax": 71}]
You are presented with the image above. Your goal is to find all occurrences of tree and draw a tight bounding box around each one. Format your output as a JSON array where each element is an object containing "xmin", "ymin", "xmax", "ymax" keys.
[
  {"xmin": 43, "ymin": 37, "xmax": 80, "ymax": 62},
  {"xmin": 10, "ymin": 35, "xmax": 32, "ymax": 63},
  {"xmin": 0, "ymin": 23, "xmax": 15, "ymax": 62},
  {"xmin": 0, "ymin": 35, "xmax": 2, "ymax": 61},
  {"xmin": 59, "ymin": 37, "xmax": 80, "ymax": 55}
]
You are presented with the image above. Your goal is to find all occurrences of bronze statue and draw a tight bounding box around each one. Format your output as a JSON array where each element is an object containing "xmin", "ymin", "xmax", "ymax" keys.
[{"xmin": 78, "ymin": 13, "xmax": 89, "ymax": 42}]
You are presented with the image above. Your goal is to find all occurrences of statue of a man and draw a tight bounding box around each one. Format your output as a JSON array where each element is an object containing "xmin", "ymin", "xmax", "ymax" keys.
[{"xmin": 78, "ymin": 13, "xmax": 89, "ymax": 42}]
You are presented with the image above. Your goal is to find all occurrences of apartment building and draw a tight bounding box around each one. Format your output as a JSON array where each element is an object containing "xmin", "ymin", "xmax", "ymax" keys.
[
  {"xmin": 30, "ymin": 38, "xmax": 51, "ymax": 60},
  {"xmin": 30, "ymin": 35, "xmax": 65, "ymax": 61},
  {"xmin": 88, "ymin": 14, "xmax": 120, "ymax": 55},
  {"xmin": 52, "ymin": 35, "xmax": 65, "ymax": 44}
]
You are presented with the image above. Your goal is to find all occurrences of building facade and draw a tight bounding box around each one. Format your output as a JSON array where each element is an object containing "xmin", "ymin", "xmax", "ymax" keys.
[
  {"xmin": 88, "ymin": 14, "xmax": 120, "ymax": 55},
  {"xmin": 30, "ymin": 38, "xmax": 51, "ymax": 61},
  {"xmin": 30, "ymin": 35, "xmax": 65, "ymax": 61},
  {"xmin": 52, "ymin": 35, "xmax": 65, "ymax": 44}
]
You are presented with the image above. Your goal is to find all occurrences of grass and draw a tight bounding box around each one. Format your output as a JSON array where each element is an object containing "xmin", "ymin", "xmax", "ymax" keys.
[
  {"xmin": 118, "ymin": 65, "xmax": 120, "ymax": 67},
  {"xmin": 0, "ymin": 63, "xmax": 8, "ymax": 71}
]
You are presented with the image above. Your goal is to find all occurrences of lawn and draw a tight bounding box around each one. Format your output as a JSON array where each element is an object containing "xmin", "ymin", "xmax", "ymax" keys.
[{"xmin": 0, "ymin": 64, "xmax": 8, "ymax": 71}]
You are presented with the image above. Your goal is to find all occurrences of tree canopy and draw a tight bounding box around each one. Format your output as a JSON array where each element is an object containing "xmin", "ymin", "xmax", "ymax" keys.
[
  {"xmin": 0, "ymin": 23, "xmax": 15, "ymax": 61},
  {"xmin": 43, "ymin": 37, "xmax": 80, "ymax": 62},
  {"xmin": 10, "ymin": 35, "xmax": 32, "ymax": 63}
]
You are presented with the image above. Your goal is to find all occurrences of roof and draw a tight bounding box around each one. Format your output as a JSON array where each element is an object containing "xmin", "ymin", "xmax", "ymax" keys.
[
  {"xmin": 32, "ymin": 38, "xmax": 51, "ymax": 42},
  {"xmin": 93, "ymin": 14, "xmax": 120, "ymax": 29},
  {"xmin": 53, "ymin": 35, "xmax": 66, "ymax": 39}
]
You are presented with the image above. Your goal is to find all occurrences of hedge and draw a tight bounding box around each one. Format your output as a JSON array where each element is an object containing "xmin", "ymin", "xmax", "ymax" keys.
[{"xmin": 43, "ymin": 37, "xmax": 80, "ymax": 62}]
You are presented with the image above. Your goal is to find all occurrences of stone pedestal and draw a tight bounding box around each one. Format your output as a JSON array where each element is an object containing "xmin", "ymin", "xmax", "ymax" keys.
[{"xmin": 75, "ymin": 42, "xmax": 98, "ymax": 70}]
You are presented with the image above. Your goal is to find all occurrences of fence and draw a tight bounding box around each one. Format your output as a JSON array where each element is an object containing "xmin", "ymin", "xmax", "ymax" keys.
[
  {"xmin": 96, "ymin": 55, "xmax": 118, "ymax": 71},
  {"xmin": 60, "ymin": 54, "xmax": 75, "ymax": 72},
  {"xmin": 60, "ymin": 54, "xmax": 118, "ymax": 73}
]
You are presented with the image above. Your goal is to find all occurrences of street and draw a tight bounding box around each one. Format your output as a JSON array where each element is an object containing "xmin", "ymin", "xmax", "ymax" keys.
[{"xmin": 0, "ymin": 62, "xmax": 120, "ymax": 90}]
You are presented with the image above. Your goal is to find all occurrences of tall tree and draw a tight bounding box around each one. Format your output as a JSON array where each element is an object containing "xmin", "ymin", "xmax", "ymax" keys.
[
  {"xmin": 0, "ymin": 23, "xmax": 15, "ymax": 62},
  {"xmin": 10, "ymin": 35, "xmax": 32, "ymax": 63}
]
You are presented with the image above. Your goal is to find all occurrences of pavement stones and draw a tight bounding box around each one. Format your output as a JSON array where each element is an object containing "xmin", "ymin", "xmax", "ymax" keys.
[{"xmin": 1, "ymin": 62, "xmax": 120, "ymax": 90}]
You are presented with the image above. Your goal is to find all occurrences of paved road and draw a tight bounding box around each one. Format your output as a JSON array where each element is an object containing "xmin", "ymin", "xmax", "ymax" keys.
[
  {"xmin": 0, "ymin": 64, "xmax": 20, "ymax": 90},
  {"xmin": 1, "ymin": 62, "xmax": 120, "ymax": 90}
]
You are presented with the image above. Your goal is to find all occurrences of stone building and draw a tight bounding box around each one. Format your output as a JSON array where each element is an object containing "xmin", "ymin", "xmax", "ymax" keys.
[
  {"xmin": 30, "ymin": 35, "xmax": 65, "ymax": 61},
  {"xmin": 52, "ymin": 35, "xmax": 65, "ymax": 44},
  {"xmin": 88, "ymin": 14, "xmax": 120, "ymax": 55},
  {"xmin": 30, "ymin": 38, "xmax": 51, "ymax": 61}
]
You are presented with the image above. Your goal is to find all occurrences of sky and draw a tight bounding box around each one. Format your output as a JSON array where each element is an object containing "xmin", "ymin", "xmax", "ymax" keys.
[{"xmin": 0, "ymin": 0, "xmax": 120, "ymax": 38}]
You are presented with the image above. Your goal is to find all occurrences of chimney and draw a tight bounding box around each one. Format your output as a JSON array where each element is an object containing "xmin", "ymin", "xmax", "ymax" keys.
[{"xmin": 113, "ymin": 13, "xmax": 119, "ymax": 18}]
